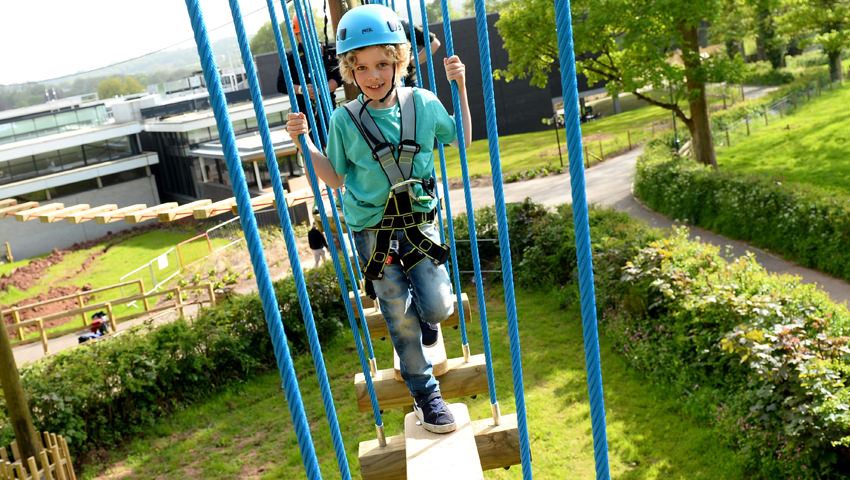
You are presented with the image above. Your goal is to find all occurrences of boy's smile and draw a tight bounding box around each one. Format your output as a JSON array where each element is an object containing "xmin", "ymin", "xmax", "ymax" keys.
[{"xmin": 353, "ymin": 46, "xmax": 398, "ymax": 106}]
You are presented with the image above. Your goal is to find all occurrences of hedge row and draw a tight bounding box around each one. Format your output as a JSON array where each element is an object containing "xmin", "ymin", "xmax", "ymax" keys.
[
  {"xmin": 458, "ymin": 201, "xmax": 850, "ymax": 477},
  {"xmin": 0, "ymin": 264, "xmax": 345, "ymax": 456},
  {"xmin": 634, "ymin": 144, "xmax": 850, "ymax": 282}
]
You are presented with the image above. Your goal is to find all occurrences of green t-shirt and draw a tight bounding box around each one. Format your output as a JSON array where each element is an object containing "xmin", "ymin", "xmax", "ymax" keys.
[{"xmin": 327, "ymin": 88, "xmax": 457, "ymax": 231}]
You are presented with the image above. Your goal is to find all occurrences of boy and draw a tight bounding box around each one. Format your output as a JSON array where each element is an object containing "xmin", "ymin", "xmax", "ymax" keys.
[{"xmin": 285, "ymin": 4, "xmax": 471, "ymax": 433}]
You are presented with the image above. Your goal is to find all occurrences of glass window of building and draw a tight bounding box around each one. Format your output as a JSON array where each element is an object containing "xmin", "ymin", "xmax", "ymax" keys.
[
  {"xmin": 83, "ymin": 140, "xmax": 111, "ymax": 164},
  {"xmin": 101, "ymin": 167, "xmax": 147, "ymax": 187},
  {"xmin": 8, "ymin": 157, "xmax": 38, "ymax": 181},
  {"xmin": 58, "ymin": 146, "xmax": 86, "ymax": 170},
  {"xmin": 106, "ymin": 136, "xmax": 132, "ymax": 159},
  {"xmin": 187, "ymin": 128, "xmax": 212, "ymax": 146},
  {"xmin": 33, "ymin": 115, "xmax": 58, "ymax": 135},
  {"xmin": 12, "ymin": 119, "xmax": 37, "ymax": 140},
  {"xmin": 55, "ymin": 111, "xmax": 79, "ymax": 132},
  {"xmin": 33, "ymin": 150, "xmax": 61, "ymax": 175},
  {"xmin": 53, "ymin": 178, "xmax": 99, "ymax": 198}
]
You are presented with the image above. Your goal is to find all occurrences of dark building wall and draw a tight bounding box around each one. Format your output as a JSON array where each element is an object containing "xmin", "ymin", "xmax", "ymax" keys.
[{"xmin": 255, "ymin": 52, "xmax": 284, "ymax": 98}]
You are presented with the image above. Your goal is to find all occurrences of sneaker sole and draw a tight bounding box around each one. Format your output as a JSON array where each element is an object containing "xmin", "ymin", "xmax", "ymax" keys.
[{"xmin": 414, "ymin": 406, "xmax": 457, "ymax": 434}]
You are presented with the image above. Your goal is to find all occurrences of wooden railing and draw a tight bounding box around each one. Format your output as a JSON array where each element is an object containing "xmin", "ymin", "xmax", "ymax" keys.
[
  {"xmin": 0, "ymin": 283, "xmax": 216, "ymax": 356},
  {"xmin": 0, "ymin": 432, "xmax": 75, "ymax": 480}
]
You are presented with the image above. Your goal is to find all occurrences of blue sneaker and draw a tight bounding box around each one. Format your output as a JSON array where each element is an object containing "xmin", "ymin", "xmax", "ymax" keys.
[
  {"xmin": 419, "ymin": 320, "xmax": 439, "ymax": 348},
  {"xmin": 413, "ymin": 392, "xmax": 456, "ymax": 434}
]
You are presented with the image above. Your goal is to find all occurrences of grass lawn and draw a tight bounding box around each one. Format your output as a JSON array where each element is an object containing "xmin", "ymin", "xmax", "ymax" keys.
[
  {"xmin": 717, "ymin": 82, "xmax": 850, "ymax": 197},
  {"xmin": 82, "ymin": 286, "xmax": 744, "ymax": 479},
  {"xmin": 1, "ymin": 228, "xmax": 230, "ymax": 341},
  {"xmin": 435, "ymin": 103, "xmax": 671, "ymax": 181}
]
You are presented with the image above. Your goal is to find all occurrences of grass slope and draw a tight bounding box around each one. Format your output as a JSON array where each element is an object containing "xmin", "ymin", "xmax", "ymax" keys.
[
  {"xmin": 83, "ymin": 287, "xmax": 744, "ymax": 479},
  {"xmin": 717, "ymin": 83, "xmax": 850, "ymax": 196}
]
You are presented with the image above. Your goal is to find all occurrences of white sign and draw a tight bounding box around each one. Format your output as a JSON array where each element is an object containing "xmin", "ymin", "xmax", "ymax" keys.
[{"xmin": 157, "ymin": 254, "xmax": 169, "ymax": 270}]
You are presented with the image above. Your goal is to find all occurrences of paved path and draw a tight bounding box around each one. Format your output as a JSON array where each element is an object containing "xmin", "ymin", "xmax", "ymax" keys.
[{"xmin": 446, "ymin": 147, "xmax": 850, "ymax": 306}]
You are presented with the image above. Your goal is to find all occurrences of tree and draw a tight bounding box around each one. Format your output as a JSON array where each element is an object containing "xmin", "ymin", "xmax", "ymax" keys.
[
  {"xmin": 96, "ymin": 76, "xmax": 144, "ymax": 99},
  {"xmin": 250, "ymin": 21, "xmax": 293, "ymax": 55},
  {"xmin": 777, "ymin": 0, "xmax": 850, "ymax": 82},
  {"xmin": 497, "ymin": 0, "xmax": 745, "ymax": 167}
]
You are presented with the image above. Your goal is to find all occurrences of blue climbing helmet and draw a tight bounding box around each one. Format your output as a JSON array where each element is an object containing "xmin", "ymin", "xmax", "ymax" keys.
[{"xmin": 336, "ymin": 4, "xmax": 407, "ymax": 54}]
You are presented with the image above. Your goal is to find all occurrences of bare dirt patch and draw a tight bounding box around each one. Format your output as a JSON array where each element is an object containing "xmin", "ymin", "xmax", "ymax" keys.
[
  {"xmin": 0, "ymin": 249, "xmax": 66, "ymax": 292},
  {"xmin": 584, "ymin": 132, "xmax": 615, "ymax": 142},
  {"xmin": 3, "ymin": 285, "xmax": 94, "ymax": 329}
]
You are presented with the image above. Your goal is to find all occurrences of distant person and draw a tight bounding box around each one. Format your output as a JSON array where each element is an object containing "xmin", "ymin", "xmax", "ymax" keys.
[
  {"xmin": 78, "ymin": 311, "xmax": 109, "ymax": 344},
  {"xmin": 276, "ymin": 17, "xmax": 343, "ymax": 145},
  {"xmin": 308, "ymin": 224, "xmax": 329, "ymax": 266},
  {"xmin": 399, "ymin": 20, "xmax": 441, "ymax": 87}
]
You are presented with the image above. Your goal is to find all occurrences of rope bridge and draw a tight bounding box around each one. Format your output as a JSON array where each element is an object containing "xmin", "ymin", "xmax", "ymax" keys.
[{"xmin": 182, "ymin": 0, "xmax": 609, "ymax": 477}]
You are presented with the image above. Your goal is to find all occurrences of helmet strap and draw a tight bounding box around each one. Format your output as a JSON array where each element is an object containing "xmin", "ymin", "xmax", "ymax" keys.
[{"xmin": 378, "ymin": 68, "xmax": 397, "ymax": 104}]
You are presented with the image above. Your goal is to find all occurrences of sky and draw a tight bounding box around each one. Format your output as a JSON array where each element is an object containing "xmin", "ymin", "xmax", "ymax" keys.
[{"xmin": 0, "ymin": 0, "xmax": 442, "ymax": 86}]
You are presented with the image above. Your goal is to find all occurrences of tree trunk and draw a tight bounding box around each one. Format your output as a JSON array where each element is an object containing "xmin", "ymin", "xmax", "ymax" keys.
[
  {"xmin": 0, "ymin": 323, "xmax": 42, "ymax": 461},
  {"xmin": 828, "ymin": 50, "xmax": 843, "ymax": 83},
  {"xmin": 680, "ymin": 24, "xmax": 718, "ymax": 168}
]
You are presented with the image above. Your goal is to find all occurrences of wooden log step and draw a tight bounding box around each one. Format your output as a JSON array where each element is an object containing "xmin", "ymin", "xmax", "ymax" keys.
[
  {"xmin": 393, "ymin": 324, "xmax": 448, "ymax": 382},
  {"xmin": 348, "ymin": 290, "xmax": 375, "ymax": 309},
  {"xmin": 359, "ymin": 413, "xmax": 520, "ymax": 480},
  {"xmin": 405, "ymin": 403, "xmax": 483, "ymax": 479},
  {"xmin": 354, "ymin": 354, "xmax": 487, "ymax": 412},
  {"xmin": 364, "ymin": 293, "xmax": 470, "ymax": 338}
]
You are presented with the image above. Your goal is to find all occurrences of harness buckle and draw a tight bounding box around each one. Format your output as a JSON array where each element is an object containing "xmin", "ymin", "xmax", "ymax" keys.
[
  {"xmin": 372, "ymin": 143, "xmax": 394, "ymax": 161},
  {"xmin": 398, "ymin": 139, "xmax": 420, "ymax": 155}
]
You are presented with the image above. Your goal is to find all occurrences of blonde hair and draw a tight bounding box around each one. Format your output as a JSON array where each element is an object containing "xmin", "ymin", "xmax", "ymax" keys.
[{"xmin": 338, "ymin": 43, "xmax": 411, "ymax": 85}]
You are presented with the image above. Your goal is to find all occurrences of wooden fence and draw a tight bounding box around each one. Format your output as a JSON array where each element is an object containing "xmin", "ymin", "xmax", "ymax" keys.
[
  {"xmin": 0, "ymin": 432, "xmax": 75, "ymax": 480},
  {"xmin": 0, "ymin": 283, "xmax": 216, "ymax": 355}
]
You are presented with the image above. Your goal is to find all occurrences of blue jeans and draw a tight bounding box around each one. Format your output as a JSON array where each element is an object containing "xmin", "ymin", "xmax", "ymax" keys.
[{"xmin": 353, "ymin": 222, "xmax": 454, "ymax": 399}]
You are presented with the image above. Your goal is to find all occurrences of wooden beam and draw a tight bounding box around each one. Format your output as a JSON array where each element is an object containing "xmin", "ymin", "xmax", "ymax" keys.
[
  {"xmin": 94, "ymin": 204, "xmax": 147, "ymax": 224},
  {"xmin": 66, "ymin": 204, "xmax": 118, "ymax": 224},
  {"xmin": 124, "ymin": 203, "xmax": 178, "ymax": 224},
  {"xmin": 354, "ymin": 354, "xmax": 488, "ymax": 412},
  {"xmin": 39, "ymin": 204, "xmax": 90, "ymax": 223},
  {"xmin": 359, "ymin": 413, "xmax": 520, "ymax": 480},
  {"xmin": 0, "ymin": 202, "xmax": 38, "ymax": 217},
  {"xmin": 194, "ymin": 198, "xmax": 237, "ymax": 219},
  {"xmin": 348, "ymin": 290, "xmax": 375, "ymax": 309},
  {"xmin": 0, "ymin": 199, "xmax": 16, "ymax": 208},
  {"xmin": 15, "ymin": 203, "xmax": 64, "ymax": 222},
  {"xmin": 365, "ymin": 293, "xmax": 469, "ymax": 338},
  {"xmin": 157, "ymin": 200, "xmax": 212, "ymax": 222},
  {"xmin": 229, "ymin": 192, "xmax": 276, "ymax": 215},
  {"xmin": 405, "ymin": 403, "xmax": 483, "ymax": 480}
]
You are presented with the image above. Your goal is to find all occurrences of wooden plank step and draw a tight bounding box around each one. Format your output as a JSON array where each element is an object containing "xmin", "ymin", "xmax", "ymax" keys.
[
  {"xmin": 125, "ymin": 203, "xmax": 178, "ymax": 224},
  {"xmin": 67, "ymin": 204, "xmax": 118, "ymax": 224},
  {"xmin": 393, "ymin": 324, "xmax": 448, "ymax": 381},
  {"xmin": 95, "ymin": 204, "xmax": 147, "ymax": 224},
  {"xmin": 405, "ymin": 403, "xmax": 483, "ymax": 479},
  {"xmin": 39, "ymin": 204, "xmax": 90, "ymax": 223},
  {"xmin": 15, "ymin": 203, "xmax": 64, "ymax": 221},
  {"xmin": 0, "ymin": 199, "xmax": 17, "ymax": 208},
  {"xmin": 0, "ymin": 201, "xmax": 38, "ymax": 217},
  {"xmin": 230, "ymin": 192, "xmax": 276, "ymax": 215},
  {"xmin": 158, "ymin": 200, "xmax": 212, "ymax": 222},
  {"xmin": 348, "ymin": 290, "xmax": 375, "ymax": 309},
  {"xmin": 194, "ymin": 198, "xmax": 236, "ymax": 219},
  {"xmin": 359, "ymin": 413, "xmax": 520, "ymax": 480},
  {"xmin": 365, "ymin": 293, "xmax": 470, "ymax": 337},
  {"xmin": 354, "ymin": 354, "xmax": 487, "ymax": 412}
]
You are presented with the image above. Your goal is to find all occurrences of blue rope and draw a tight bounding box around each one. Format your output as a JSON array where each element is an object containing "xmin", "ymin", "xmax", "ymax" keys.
[
  {"xmin": 269, "ymin": 0, "xmax": 384, "ymax": 435},
  {"xmin": 416, "ymin": 0, "xmax": 469, "ymax": 349},
  {"xmin": 183, "ymin": 1, "xmax": 321, "ymax": 478},
  {"xmin": 289, "ymin": 0, "xmax": 379, "ymax": 366},
  {"xmin": 468, "ymin": 0, "xmax": 533, "ymax": 476},
  {"xmin": 228, "ymin": 1, "xmax": 350, "ymax": 477},
  {"xmin": 553, "ymin": 0, "xmax": 610, "ymax": 477},
  {"xmin": 438, "ymin": 0, "xmax": 493, "ymax": 400}
]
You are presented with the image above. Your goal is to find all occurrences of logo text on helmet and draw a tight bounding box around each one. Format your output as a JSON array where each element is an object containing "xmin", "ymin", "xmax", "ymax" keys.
[{"xmin": 362, "ymin": 27, "xmax": 373, "ymax": 33}]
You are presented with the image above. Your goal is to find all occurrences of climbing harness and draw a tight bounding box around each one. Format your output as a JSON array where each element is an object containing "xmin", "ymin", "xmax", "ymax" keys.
[{"xmin": 342, "ymin": 86, "xmax": 450, "ymax": 281}]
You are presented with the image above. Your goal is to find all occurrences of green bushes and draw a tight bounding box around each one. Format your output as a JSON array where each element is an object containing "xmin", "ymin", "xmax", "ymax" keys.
[
  {"xmin": 741, "ymin": 61, "xmax": 795, "ymax": 86},
  {"xmin": 634, "ymin": 145, "xmax": 850, "ymax": 281},
  {"xmin": 0, "ymin": 263, "xmax": 344, "ymax": 455},
  {"xmin": 612, "ymin": 230, "xmax": 850, "ymax": 478}
]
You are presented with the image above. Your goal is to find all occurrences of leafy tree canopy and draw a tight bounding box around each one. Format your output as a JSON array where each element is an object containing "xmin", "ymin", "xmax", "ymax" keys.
[
  {"xmin": 96, "ymin": 76, "xmax": 144, "ymax": 99},
  {"xmin": 776, "ymin": 0, "xmax": 850, "ymax": 81}
]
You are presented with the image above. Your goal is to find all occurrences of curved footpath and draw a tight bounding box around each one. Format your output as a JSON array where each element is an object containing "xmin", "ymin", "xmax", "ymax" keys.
[{"xmin": 444, "ymin": 147, "xmax": 850, "ymax": 306}]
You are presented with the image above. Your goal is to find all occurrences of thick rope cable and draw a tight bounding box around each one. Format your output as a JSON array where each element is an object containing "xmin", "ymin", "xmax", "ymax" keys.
[
  {"xmin": 415, "ymin": 0, "xmax": 470, "ymax": 350},
  {"xmin": 183, "ymin": 1, "xmax": 321, "ymax": 478},
  {"xmin": 269, "ymin": 0, "xmax": 384, "ymax": 434},
  {"xmin": 289, "ymin": 0, "xmax": 379, "ymax": 366},
  {"xmin": 553, "ymin": 0, "xmax": 610, "ymax": 477},
  {"xmin": 229, "ymin": 1, "xmax": 351, "ymax": 477},
  {"xmin": 438, "ymin": 0, "xmax": 496, "ymax": 400},
  {"xmin": 468, "ymin": 0, "xmax": 533, "ymax": 476}
]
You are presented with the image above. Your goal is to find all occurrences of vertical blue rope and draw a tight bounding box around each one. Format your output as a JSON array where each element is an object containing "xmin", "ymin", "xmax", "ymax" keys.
[
  {"xmin": 268, "ymin": 0, "xmax": 384, "ymax": 432},
  {"xmin": 183, "ymin": 1, "xmax": 321, "ymax": 478},
  {"xmin": 228, "ymin": 1, "xmax": 351, "ymax": 478},
  {"xmin": 437, "ymin": 0, "xmax": 494, "ymax": 404},
  {"xmin": 468, "ymin": 0, "xmax": 532, "ymax": 477},
  {"xmin": 553, "ymin": 0, "xmax": 610, "ymax": 477}
]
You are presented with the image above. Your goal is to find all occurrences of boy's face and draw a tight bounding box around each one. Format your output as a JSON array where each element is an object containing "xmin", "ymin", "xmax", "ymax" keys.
[{"xmin": 353, "ymin": 46, "xmax": 397, "ymax": 103}]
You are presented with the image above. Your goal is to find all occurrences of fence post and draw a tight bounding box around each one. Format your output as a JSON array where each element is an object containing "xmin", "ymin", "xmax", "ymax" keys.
[
  {"xmin": 37, "ymin": 320, "xmax": 48, "ymax": 355},
  {"xmin": 583, "ymin": 145, "xmax": 589, "ymax": 166},
  {"xmin": 725, "ymin": 127, "xmax": 731, "ymax": 147},
  {"xmin": 764, "ymin": 108, "xmax": 769, "ymax": 126},
  {"xmin": 77, "ymin": 294, "xmax": 86, "ymax": 326},
  {"xmin": 175, "ymin": 287, "xmax": 185, "ymax": 318},
  {"xmin": 207, "ymin": 283, "xmax": 216, "ymax": 306},
  {"xmin": 12, "ymin": 309, "xmax": 23, "ymax": 341},
  {"xmin": 175, "ymin": 245, "xmax": 185, "ymax": 269},
  {"xmin": 627, "ymin": 130, "xmax": 632, "ymax": 150},
  {"xmin": 598, "ymin": 140, "xmax": 603, "ymax": 160},
  {"xmin": 137, "ymin": 279, "xmax": 150, "ymax": 312},
  {"xmin": 3, "ymin": 242, "xmax": 11, "ymax": 263},
  {"xmin": 740, "ymin": 84, "xmax": 745, "ymax": 102},
  {"xmin": 148, "ymin": 263, "xmax": 156, "ymax": 291},
  {"xmin": 105, "ymin": 303, "xmax": 117, "ymax": 332},
  {"xmin": 745, "ymin": 116, "xmax": 750, "ymax": 136},
  {"xmin": 205, "ymin": 232, "xmax": 213, "ymax": 253}
]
